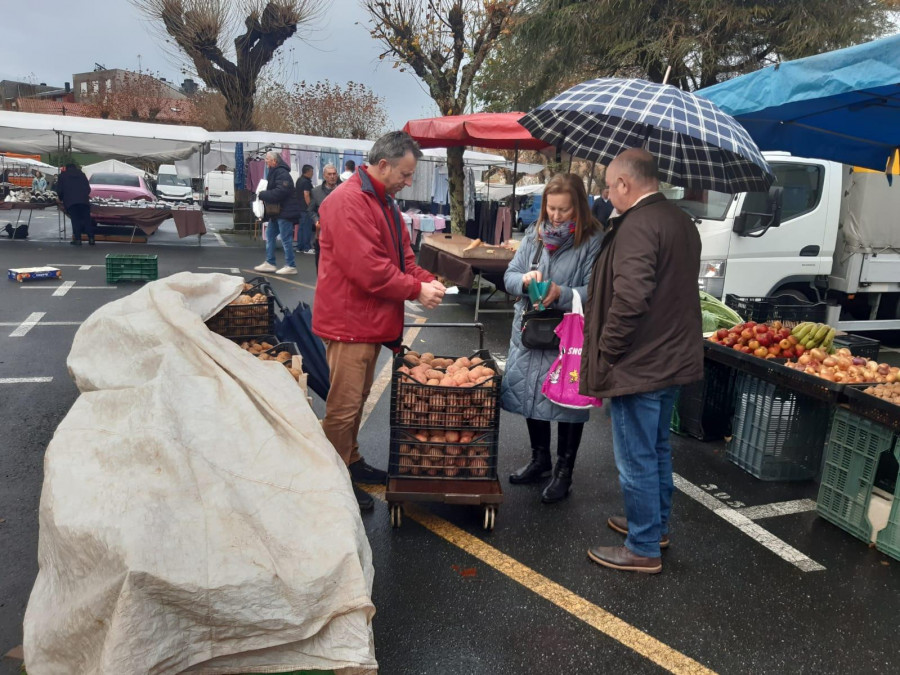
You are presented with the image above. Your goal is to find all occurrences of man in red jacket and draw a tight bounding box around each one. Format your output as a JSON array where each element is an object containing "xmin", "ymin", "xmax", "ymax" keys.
[{"xmin": 314, "ymin": 131, "xmax": 446, "ymax": 510}]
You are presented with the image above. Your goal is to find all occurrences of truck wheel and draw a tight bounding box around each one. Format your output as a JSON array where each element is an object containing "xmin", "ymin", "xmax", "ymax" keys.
[{"xmin": 773, "ymin": 288, "xmax": 814, "ymax": 303}]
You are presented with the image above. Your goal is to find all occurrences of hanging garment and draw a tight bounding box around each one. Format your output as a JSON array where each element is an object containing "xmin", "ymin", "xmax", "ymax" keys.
[{"xmin": 494, "ymin": 206, "xmax": 512, "ymax": 245}]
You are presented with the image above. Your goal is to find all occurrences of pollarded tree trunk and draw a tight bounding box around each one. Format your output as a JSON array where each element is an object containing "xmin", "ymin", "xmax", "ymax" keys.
[{"xmin": 446, "ymin": 146, "xmax": 466, "ymax": 234}]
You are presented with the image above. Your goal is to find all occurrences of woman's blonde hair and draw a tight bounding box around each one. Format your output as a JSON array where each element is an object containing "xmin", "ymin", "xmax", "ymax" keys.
[{"xmin": 538, "ymin": 173, "xmax": 600, "ymax": 247}]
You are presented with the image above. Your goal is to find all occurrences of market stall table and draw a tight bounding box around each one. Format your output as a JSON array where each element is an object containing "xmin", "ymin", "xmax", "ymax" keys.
[
  {"xmin": 0, "ymin": 201, "xmax": 55, "ymax": 229},
  {"xmin": 59, "ymin": 204, "xmax": 207, "ymax": 244},
  {"xmin": 418, "ymin": 233, "xmax": 515, "ymax": 320}
]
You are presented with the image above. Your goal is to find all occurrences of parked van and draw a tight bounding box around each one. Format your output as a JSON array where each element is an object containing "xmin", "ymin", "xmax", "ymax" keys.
[
  {"xmin": 517, "ymin": 192, "xmax": 599, "ymax": 230},
  {"xmin": 203, "ymin": 170, "xmax": 235, "ymax": 210},
  {"xmin": 156, "ymin": 164, "xmax": 194, "ymax": 203}
]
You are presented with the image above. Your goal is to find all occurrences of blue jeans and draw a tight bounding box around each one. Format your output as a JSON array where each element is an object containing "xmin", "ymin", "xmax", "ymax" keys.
[
  {"xmin": 609, "ymin": 386, "xmax": 679, "ymax": 558},
  {"xmin": 297, "ymin": 211, "xmax": 313, "ymax": 252},
  {"xmin": 266, "ymin": 218, "xmax": 295, "ymax": 268}
]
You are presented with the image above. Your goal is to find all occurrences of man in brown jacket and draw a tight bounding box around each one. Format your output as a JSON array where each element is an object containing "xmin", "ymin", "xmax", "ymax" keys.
[{"xmin": 581, "ymin": 149, "xmax": 702, "ymax": 574}]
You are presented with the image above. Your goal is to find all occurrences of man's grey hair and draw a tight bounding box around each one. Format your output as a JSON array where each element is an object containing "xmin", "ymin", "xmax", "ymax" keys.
[
  {"xmin": 323, "ymin": 163, "xmax": 337, "ymax": 172},
  {"xmin": 265, "ymin": 150, "xmax": 281, "ymax": 162},
  {"xmin": 612, "ymin": 148, "xmax": 659, "ymax": 185},
  {"xmin": 368, "ymin": 131, "xmax": 423, "ymax": 165}
]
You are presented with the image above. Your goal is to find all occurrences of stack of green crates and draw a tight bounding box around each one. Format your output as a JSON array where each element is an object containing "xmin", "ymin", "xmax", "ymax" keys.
[
  {"xmin": 817, "ymin": 406, "xmax": 900, "ymax": 561},
  {"xmin": 106, "ymin": 254, "xmax": 158, "ymax": 284}
]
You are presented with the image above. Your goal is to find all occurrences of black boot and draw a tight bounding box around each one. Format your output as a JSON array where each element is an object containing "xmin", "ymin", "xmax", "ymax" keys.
[
  {"xmin": 509, "ymin": 446, "xmax": 551, "ymax": 484},
  {"xmin": 541, "ymin": 422, "xmax": 583, "ymax": 504}
]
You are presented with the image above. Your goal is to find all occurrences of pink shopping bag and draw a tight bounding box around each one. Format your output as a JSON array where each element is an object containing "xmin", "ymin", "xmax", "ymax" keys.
[{"xmin": 541, "ymin": 292, "xmax": 603, "ymax": 409}]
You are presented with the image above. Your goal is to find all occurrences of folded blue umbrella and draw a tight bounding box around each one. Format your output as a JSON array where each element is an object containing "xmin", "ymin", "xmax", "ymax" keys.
[{"xmin": 270, "ymin": 291, "xmax": 330, "ymax": 401}]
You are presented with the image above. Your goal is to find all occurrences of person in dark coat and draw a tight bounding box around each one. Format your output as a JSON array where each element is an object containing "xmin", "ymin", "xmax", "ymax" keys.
[
  {"xmin": 255, "ymin": 151, "xmax": 303, "ymax": 275},
  {"xmin": 581, "ymin": 149, "xmax": 703, "ymax": 575},
  {"xmin": 56, "ymin": 163, "xmax": 94, "ymax": 246},
  {"xmin": 591, "ymin": 186, "xmax": 613, "ymax": 226},
  {"xmin": 501, "ymin": 173, "xmax": 603, "ymax": 504}
]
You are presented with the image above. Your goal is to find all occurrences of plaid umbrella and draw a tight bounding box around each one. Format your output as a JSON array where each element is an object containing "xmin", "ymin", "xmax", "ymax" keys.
[{"xmin": 520, "ymin": 78, "xmax": 774, "ymax": 193}]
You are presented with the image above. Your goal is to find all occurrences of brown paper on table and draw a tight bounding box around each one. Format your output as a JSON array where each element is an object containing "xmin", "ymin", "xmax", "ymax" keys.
[{"xmin": 423, "ymin": 233, "xmax": 515, "ymax": 260}]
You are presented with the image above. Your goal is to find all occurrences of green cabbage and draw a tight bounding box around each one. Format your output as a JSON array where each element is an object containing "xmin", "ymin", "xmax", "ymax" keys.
[{"xmin": 699, "ymin": 291, "xmax": 743, "ymax": 332}]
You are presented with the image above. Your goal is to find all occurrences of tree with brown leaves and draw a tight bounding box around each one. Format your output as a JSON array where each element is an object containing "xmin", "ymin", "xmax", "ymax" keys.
[
  {"xmin": 133, "ymin": 0, "xmax": 321, "ymax": 131},
  {"xmin": 363, "ymin": 0, "xmax": 519, "ymax": 232}
]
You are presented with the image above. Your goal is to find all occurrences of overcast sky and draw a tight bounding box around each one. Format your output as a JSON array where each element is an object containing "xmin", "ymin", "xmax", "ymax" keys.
[{"xmin": 0, "ymin": 0, "xmax": 439, "ymax": 128}]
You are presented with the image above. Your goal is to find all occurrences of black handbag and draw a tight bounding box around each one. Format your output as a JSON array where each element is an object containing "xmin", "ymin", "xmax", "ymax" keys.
[{"xmin": 520, "ymin": 239, "xmax": 563, "ymax": 350}]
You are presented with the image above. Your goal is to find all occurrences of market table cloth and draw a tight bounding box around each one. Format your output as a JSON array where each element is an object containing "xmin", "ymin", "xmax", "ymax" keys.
[
  {"xmin": 419, "ymin": 238, "xmax": 511, "ymax": 290},
  {"xmin": 89, "ymin": 205, "xmax": 207, "ymax": 237},
  {"xmin": 24, "ymin": 272, "xmax": 376, "ymax": 675},
  {"xmin": 0, "ymin": 201, "xmax": 54, "ymax": 210}
]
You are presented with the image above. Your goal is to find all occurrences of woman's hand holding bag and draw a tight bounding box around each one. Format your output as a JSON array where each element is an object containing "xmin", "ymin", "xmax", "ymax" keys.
[{"xmin": 541, "ymin": 292, "xmax": 603, "ymax": 409}]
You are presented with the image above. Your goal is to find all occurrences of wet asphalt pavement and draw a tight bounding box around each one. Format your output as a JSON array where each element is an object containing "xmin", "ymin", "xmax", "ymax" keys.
[{"xmin": 1, "ymin": 211, "xmax": 899, "ymax": 674}]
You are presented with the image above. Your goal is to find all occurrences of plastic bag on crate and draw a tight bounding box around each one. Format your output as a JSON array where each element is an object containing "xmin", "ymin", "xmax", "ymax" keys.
[
  {"xmin": 541, "ymin": 293, "xmax": 603, "ymax": 409},
  {"xmin": 24, "ymin": 272, "xmax": 376, "ymax": 675}
]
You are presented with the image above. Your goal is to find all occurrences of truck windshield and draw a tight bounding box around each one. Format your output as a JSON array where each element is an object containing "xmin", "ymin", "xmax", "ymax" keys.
[
  {"xmin": 158, "ymin": 174, "xmax": 191, "ymax": 187},
  {"xmin": 666, "ymin": 185, "xmax": 733, "ymax": 220}
]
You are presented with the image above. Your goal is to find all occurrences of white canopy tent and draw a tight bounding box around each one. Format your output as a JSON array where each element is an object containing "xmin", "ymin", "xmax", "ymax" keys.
[
  {"xmin": 0, "ymin": 111, "xmax": 208, "ymax": 161},
  {"xmin": 0, "ymin": 155, "xmax": 59, "ymax": 176},
  {"xmin": 81, "ymin": 159, "xmax": 145, "ymax": 178}
]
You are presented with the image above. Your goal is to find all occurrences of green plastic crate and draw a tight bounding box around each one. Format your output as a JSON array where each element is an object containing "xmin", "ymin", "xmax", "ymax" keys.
[
  {"xmin": 817, "ymin": 407, "xmax": 897, "ymax": 543},
  {"xmin": 726, "ymin": 371, "xmax": 832, "ymax": 481},
  {"xmin": 876, "ymin": 436, "xmax": 900, "ymax": 561},
  {"xmin": 106, "ymin": 253, "xmax": 158, "ymax": 284}
]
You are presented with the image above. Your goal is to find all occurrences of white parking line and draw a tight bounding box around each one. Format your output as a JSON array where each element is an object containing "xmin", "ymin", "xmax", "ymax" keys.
[
  {"xmin": 198, "ymin": 266, "xmax": 241, "ymax": 273},
  {"xmin": 9, "ymin": 312, "xmax": 46, "ymax": 337},
  {"xmin": 0, "ymin": 321, "xmax": 81, "ymax": 328},
  {"xmin": 21, "ymin": 286, "xmax": 115, "ymax": 291},
  {"xmin": 0, "ymin": 377, "xmax": 53, "ymax": 384},
  {"xmin": 213, "ymin": 232, "xmax": 227, "ymax": 247},
  {"xmin": 673, "ymin": 474, "xmax": 825, "ymax": 572},
  {"xmin": 52, "ymin": 281, "xmax": 76, "ymax": 297},
  {"xmin": 737, "ymin": 499, "xmax": 818, "ymax": 520},
  {"xmin": 79, "ymin": 265, "xmax": 91, "ymax": 271}
]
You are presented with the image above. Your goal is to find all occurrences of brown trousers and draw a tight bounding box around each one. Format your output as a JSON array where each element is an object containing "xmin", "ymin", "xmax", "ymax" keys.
[{"xmin": 322, "ymin": 340, "xmax": 381, "ymax": 466}]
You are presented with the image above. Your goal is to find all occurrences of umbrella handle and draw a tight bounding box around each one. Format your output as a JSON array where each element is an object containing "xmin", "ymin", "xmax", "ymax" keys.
[
  {"xmin": 261, "ymin": 281, "xmax": 290, "ymax": 316},
  {"xmin": 403, "ymin": 322, "xmax": 485, "ymax": 351}
]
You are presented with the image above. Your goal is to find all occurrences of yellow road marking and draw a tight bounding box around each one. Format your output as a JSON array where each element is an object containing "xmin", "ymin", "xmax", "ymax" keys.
[
  {"xmin": 363, "ymin": 485, "xmax": 715, "ymax": 675},
  {"xmin": 241, "ymin": 269, "xmax": 316, "ymax": 291}
]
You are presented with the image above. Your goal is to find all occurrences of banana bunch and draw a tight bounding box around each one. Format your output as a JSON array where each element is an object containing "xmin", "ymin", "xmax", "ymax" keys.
[{"xmin": 791, "ymin": 322, "xmax": 836, "ymax": 352}]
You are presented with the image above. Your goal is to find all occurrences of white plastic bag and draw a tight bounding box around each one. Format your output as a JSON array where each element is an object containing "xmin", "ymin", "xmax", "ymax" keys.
[
  {"xmin": 252, "ymin": 178, "xmax": 268, "ymax": 219},
  {"xmin": 24, "ymin": 272, "xmax": 376, "ymax": 675}
]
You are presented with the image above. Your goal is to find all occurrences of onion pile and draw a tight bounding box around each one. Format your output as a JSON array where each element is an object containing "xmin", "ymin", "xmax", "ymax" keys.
[{"xmin": 784, "ymin": 347, "xmax": 899, "ymax": 384}]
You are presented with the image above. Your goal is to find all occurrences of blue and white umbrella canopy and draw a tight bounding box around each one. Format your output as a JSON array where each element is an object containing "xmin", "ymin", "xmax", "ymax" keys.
[{"xmin": 520, "ymin": 78, "xmax": 774, "ymax": 194}]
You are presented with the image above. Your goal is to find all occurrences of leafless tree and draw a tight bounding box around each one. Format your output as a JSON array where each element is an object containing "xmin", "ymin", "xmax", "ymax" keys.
[
  {"xmin": 363, "ymin": 0, "xmax": 519, "ymax": 232},
  {"xmin": 133, "ymin": 0, "xmax": 322, "ymax": 131}
]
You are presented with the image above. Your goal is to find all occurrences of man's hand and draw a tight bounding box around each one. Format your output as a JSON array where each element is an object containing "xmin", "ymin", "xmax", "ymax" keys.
[
  {"xmin": 521, "ymin": 270, "xmax": 542, "ymax": 289},
  {"xmin": 538, "ymin": 282, "xmax": 562, "ymax": 309},
  {"xmin": 418, "ymin": 281, "xmax": 445, "ymax": 309},
  {"xmin": 430, "ymin": 279, "xmax": 446, "ymax": 292}
]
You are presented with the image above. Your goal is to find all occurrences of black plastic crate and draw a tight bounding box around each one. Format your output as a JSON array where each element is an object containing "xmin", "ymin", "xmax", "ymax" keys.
[
  {"xmin": 833, "ymin": 333, "xmax": 880, "ymax": 361},
  {"xmin": 769, "ymin": 296, "xmax": 828, "ymax": 327},
  {"xmin": 817, "ymin": 407, "xmax": 897, "ymax": 544},
  {"xmin": 724, "ymin": 294, "xmax": 772, "ymax": 323},
  {"xmin": 206, "ymin": 293, "xmax": 275, "ymax": 338},
  {"xmin": 704, "ymin": 341, "xmax": 843, "ymax": 404},
  {"xmin": 726, "ymin": 371, "xmax": 833, "ymax": 481},
  {"xmin": 389, "ymin": 428, "xmax": 498, "ymax": 480},
  {"xmin": 390, "ymin": 349, "xmax": 501, "ymax": 430},
  {"xmin": 673, "ymin": 358, "xmax": 735, "ymax": 441}
]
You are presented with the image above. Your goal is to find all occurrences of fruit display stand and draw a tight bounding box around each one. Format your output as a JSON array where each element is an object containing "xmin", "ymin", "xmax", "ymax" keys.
[
  {"xmin": 817, "ymin": 386, "xmax": 900, "ymax": 560},
  {"xmin": 385, "ymin": 323, "xmax": 503, "ymax": 531},
  {"xmin": 672, "ymin": 355, "xmax": 735, "ymax": 441}
]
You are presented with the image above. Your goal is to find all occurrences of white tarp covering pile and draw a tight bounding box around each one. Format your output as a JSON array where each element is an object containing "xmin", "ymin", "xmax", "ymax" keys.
[{"xmin": 23, "ymin": 272, "xmax": 376, "ymax": 674}]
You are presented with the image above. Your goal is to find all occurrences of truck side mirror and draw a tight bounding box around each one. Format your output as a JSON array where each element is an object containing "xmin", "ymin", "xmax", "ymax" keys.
[{"xmin": 733, "ymin": 186, "xmax": 784, "ymax": 237}]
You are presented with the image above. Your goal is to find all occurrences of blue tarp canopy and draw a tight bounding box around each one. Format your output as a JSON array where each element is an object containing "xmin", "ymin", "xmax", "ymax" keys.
[{"xmin": 698, "ymin": 33, "xmax": 900, "ymax": 172}]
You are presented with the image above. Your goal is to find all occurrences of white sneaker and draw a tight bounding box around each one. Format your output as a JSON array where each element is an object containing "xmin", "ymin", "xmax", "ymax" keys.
[
  {"xmin": 254, "ymin": 262, "xmax": 277, "ymax": 272},
  {"xmin": 305, "ymin": 249, "xmax": 316, "ymax": 254},
  {"xmin": 276, "ymin": 266, "xmax": 298, "ymax": 275}
]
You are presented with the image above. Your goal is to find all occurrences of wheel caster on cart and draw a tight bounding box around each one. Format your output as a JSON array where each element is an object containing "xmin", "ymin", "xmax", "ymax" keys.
[
  {"xmin": 389, "ymin": 504, "xmax": 403, "ymax": 528},
  {"xmin": 483, "ymin": 506, "xmax": 496, "ymax": 531}
]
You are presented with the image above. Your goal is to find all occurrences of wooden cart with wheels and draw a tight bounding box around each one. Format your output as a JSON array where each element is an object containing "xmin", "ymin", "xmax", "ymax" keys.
[{"xmin": 385, "ymin": 322, "xmax": 504, "ymax": 531}]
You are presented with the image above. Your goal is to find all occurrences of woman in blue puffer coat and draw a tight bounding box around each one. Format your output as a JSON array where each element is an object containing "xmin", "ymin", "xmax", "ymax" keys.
[{"xmin": 501, "ymin": 173, "xmax": 603, "ymax": 503}]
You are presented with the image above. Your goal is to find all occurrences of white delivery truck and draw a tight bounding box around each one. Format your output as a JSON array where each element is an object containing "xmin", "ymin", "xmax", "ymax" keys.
[
  {"xmin": 202, "ymin": 170, "xmax": 235, "ymax": 210},
  {"xmin": 679, "ymin": 152, "xmax": 900, "ymax": 331},
  {"xmin": 156, "ymin": 164, "xmax": 194, "ymax": 203}
]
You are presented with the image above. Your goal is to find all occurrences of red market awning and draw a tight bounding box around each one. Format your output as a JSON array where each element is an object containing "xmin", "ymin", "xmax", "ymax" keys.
[{"xmin": 402, "ymin": 112, "xmax": 550, "ymax": 151}]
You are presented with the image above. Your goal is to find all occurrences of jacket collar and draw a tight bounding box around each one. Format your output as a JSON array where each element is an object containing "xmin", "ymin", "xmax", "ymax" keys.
[
  {"xmin": 608, "ymin": 192, "xmax": 666, "ymax": 227},
  {"xmin": 359, "ymin": 166, "xmax": 389, "ymax": 204}
]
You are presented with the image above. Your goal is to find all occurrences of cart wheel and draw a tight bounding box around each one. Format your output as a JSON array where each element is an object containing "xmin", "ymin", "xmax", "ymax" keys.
[
  {"xmin": 483, "ymin": 506, "xmax": 496, "ymax": 531},
  {"xmin": 390, "ymin": 504, "xmax": 403, "ymax": 528}
]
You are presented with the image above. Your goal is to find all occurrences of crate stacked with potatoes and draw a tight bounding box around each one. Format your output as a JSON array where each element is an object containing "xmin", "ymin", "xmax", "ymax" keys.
[
  {"xmin": 389, "ymin": 349, "xmax": 501, "ymax": 480},
  {"xmin": 206, "ymin": 278, "xmax": 275, "ymax": 338}
]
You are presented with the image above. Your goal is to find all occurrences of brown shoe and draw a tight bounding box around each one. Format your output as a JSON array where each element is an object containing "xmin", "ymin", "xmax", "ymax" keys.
[
  {"xmin": 607, "ymin": 516, "xmax": 670, "ymax": 549},
  {"xmin": 587, "ymin": 545, "xmax": 662, "ymax": 574}
]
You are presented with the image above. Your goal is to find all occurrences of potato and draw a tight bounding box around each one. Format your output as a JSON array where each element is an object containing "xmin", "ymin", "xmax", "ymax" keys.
[
  {"xmin": 445, "ymin": 430, "xmax": 460, "ymax": 443},
  {"xmin": 469, "ymin": 456, "xmax": 489, "ymax": 477},
  {"xmin": 420, "ymin": 352, "xmax": 435, "ymax": 363},
  {"xmin": 275, "ymin": 351, "xmax": 291, "ymax": 363},
  {"xmin": 425, "ymin": 368, "xmax": 444, "ymax": 380},
  {"xmin": 399, "ymin": 455, "xmax": 414, "ymax": 475},
  {"xmin": 414, "ymin": 431, "xmax": 428, "ymax": 443},
  {"xmin": 397, "ymin": 365, "xmax": 411, "ymax": 375},
  {"xmin": 258, "ymin": 353, "xmax": 272, "ymax": 361},
  {"xmin": 429, "ymin": 433, "xmax": 446, "ymax": 443},
  {"xmin": 260, "ymin": 342, "xmax": 274, "ymax": 350},
  {"xmin": 439, "ymin": 377, "xmax": 457, "ymax": 387},
  {"xmin": 455, "ymin": 357, "xmax": 471, "ymax": 368},
  {"xmin": 405, "ymin": 354, "xmax": 421, "ymax": 366},
  {"xmin": 469, "ymin": 356, "xmax": 484, "ymax": 366},
  {"xmin": 444, "ymin": 464, "xmax": 460, "ymax": 478},
  {"xmin": 459, "ymin": 432, "xmax": 474, "ymax": 444},
  {"xmin": 406, "ymin": 350, "xmax": 420, "ymax": 358},
  {"xmin": 426, "ymin": 378, "xmax": 441, "ymax": 386},
  {"xmin": 288, "ymin": 367, "xmax": 302, "ymax": 380},
  {"xmin": 446, "ymin": 444, "xmax": 462, "ymax": 456}
]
